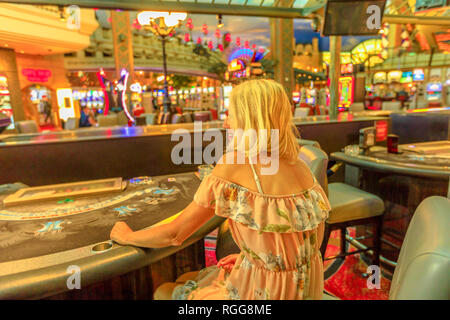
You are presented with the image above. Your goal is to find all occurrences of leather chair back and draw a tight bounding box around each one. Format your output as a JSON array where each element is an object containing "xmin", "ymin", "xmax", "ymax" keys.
[
  {"xmin": 297, "ymin": 138, "xmax": 321, "ymax": 149},
  {"xmin": 389, "ymin": 196, "xmax": 450, "ymax": 300},
  {"xmin": 65, "ymin": 117, "xmax": 79, "ymax": 130},
  {"xmin": 144, "ymin": 113, "xmax": 156, "ymax": 125},
  {"xmin": 298, "ymin": 143, "xmax": 329, "ymax": 196},
  {"xmin": 16, "ymin": 120, "xmax": 39, "ymax": 134},
  {"xmin": 157, "ymin": 112, "xmax": 164, "ymax": 124},
  {"xmin": 182, "ymin": 112, "xmax": 193, "ymax": 123},
  {"xmin": 163, "ymin": 112, "xmax": 171, "ymax": 124},
  {"xmin": 97, "ymin": 114, "xmax": 118, "ymax": 127},
  {"xmin": 294, "ymin": 107, "xmax": 309, "ymax": 118},
  {"xmin": 0, "ymin": 112, "xmax": 11, "ymax": 133},
  {"xmin": 116, "ymin": 111, "xmax": 129, "ymax": 126},
  {"xmin": 350, "ymin": 102, "xmax": 365, "ymax": 112},
  {"xmin": 193, "ymin": 111, "xmax": 210, "ymax": 122},
  {"xmin": 171, "ymin": 113, "xmax": 182, "ymax": 124},
  {"xmin": 382, "ymin": 101, "xmax": 402, "ymax": 111}
]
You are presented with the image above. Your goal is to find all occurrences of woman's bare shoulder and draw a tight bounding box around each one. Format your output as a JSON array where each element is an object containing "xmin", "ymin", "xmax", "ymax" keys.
[{"xmin": 212, "ymin": 151, "xmax": 247, "ymax": 180}]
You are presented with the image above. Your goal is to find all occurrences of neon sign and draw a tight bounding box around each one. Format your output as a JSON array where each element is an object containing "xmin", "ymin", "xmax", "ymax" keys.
[
  {"xmin": 412, "ymin": 69, "xmax": 424, "ymax": 81},
  {"xmin": 22, "ymin": 69, "xmax": 51, "ymax": 82},
  {"xmin": 228, "ymin": 59, "xmax": 245, "ymax": 72},
  {"xmin": 340, "ymin": 64, "xmax": 353, "ymax": 74},
  {"xmin": 119, "ymin": 69, "xmax": 135, "ymax": 124},
  {"xmin": 338, "ymin": 76, "xmax": 354, "ymax": 109},
  {"xmin": 130, "ymin": 83, "xmax": 142, "ymax": 93}
]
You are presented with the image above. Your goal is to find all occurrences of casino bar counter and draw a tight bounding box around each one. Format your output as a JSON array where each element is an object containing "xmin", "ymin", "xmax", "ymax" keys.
[
  {"xmin": 0, "ymin": 116, "xmax": 386, "ymax": 186},
  {"xmin": 0, "ymin": 172, "xmax": 224, "ymax": 299},
  {"xmin": 331, "ymin": 140, "xmax": 449, "ymax": 272}
]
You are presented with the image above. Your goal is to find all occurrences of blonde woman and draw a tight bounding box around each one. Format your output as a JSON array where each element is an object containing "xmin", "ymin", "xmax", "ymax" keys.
[{"xmin": 110, "ymin": 79, "xmax": 331, "ymax": 300}]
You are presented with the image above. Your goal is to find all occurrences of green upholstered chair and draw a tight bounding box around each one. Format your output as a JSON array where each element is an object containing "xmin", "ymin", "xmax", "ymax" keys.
[
  {"xmin": 297, "ymin": 140, "xmax": 385, "ymax": 266},
  {"xmin": 64, "ymin": 117, "xmax": 79, "ymax": 130},
  {"xmin": 320, "ymin": 181, "xmax": 385, "ymax": 266},
  {"xmin": 323, "ymin": 196, "xmax": 450, "ymax": 300},
  {"xmin": 16, "ymin": 120, "xmax": 39, "ymax": 134},
  {"xmin": 301, "ymin": 141, "xmax": 383, "ymax": 267},
  {"xmin": 116, "ymin": 111, "xmax": 129, "ymax": 126},
  {"xmin": 97, "ymin": 114, "xmax": 118, "ymax": 127},
  {"xmin": 182, "ymin": 112, "xmax": 193, "ymax": 123},
  {"xmin": 389, "ymin": 196, "xmax": 449, "ymax": 300},
  {"xmin": 297, "ymin": 138, "xmax": 321, "ymax": 149},
  {"xmin": 298, "ymin": 142, "xmax": 328, "ymax": 195}
]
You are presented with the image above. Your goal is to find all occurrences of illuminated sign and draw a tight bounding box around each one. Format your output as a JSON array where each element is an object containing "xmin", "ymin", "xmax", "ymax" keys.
[
  {"xmin": 375, "ymin": 120, "xmax": 388, "ymax": 142},
  {"xmin": 338, "ymin": 76, "xmax": 354, "ymax": 109},
  {"xmin": 340, "ymin": 64, "xmax": 354, "ymax": 74},
  {"xmin": 130, "ymin": 83, "xmax": 142, "ymax": 93},
  {"xmin": 22, "ymin": 69, "xmax": 51, "ymax": 82},
  {"xmin": 427, "ymin": 83, "xmax": 442, "ymax": 92},
  {"xmin": 434, "ymin": 31, "xmax": 450, "ymax": 53},
  {"xmin": 429, "ymin": 68, "xmax": 442, "ymax": 81},
  {"xmin": 56, "ymin": 88, "xmax": 75, "ymax": 122},
  {"xmin": 228, "ymin": 59, "xmax": 245, "ymax": 72},
  {"xmin": 400, "ymin": 71, "xmax": 413, "ymax": 83},
  {"xmin": 373, "ymin": 72, "xmax": 386, "ymax": 84},
  {"xmin": 387, "ymin": 70, "xmax": 402, "ymax": 83},
  {"xmin": 415, "ymin": 0, "xmax": 447, "ymax": 12},
  {"xmin": 413, "ymin": 69, "xmax": 424, "ymax": 81}
]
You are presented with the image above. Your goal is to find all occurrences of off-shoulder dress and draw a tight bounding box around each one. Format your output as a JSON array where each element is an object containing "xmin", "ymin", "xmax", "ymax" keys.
[{"xmin": 173, "ymin": 162, "xmax": 331, "ymax": 300}]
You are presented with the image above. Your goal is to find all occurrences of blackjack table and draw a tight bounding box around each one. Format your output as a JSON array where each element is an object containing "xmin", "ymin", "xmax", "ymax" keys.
[{"xmin": 0, "ymin": 172, "xmax": 224, "ymax": 299}]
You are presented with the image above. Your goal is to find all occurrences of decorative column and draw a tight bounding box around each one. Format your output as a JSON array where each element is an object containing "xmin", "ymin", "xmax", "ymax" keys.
[
  {"xmin": 111, "ymin": 11, "xmax": 134, "ymax": 82},
  {"xmin": 329, "ymin": 36, "xmax": 341, "ymax": 120},
  {"xmin": 270, "ymin": 8, "xmax": 294, "ymax": 99}
]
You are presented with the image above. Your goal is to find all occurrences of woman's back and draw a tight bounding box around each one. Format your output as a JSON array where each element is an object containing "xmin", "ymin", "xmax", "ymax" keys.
[
  {"xmin": 189, "ymin": 154, "xmax": 331, "ymax": 300},
  {"xmin": 212, "ymin": 156, "xmax": 315, "ymax": 196}
]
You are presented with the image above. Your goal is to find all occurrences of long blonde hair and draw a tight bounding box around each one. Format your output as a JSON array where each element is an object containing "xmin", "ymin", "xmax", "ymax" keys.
[{"xmin": 228, "ymin": 79, "xmax": 300, "ymax": 162}]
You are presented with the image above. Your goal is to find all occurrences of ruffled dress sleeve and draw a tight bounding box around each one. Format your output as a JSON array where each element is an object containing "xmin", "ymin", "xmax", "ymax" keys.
[{"xmin": 193, "ymin": 174, "xmax": 331, "ymax": 233}]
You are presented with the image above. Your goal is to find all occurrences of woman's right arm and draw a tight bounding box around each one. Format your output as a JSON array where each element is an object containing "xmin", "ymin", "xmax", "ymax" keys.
[{"xmin": 112, "ymin": 201, "xmax": 215, "ymax": 248}]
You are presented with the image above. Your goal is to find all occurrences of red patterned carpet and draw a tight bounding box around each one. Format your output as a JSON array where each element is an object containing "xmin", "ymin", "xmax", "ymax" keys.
[
  {"xmin": 323, "ymin": 230, "xmax": 391, "ymax": 300},
  {"xmin": 204, "ymin": 228, "xmax": 391, "ymax": 300}
]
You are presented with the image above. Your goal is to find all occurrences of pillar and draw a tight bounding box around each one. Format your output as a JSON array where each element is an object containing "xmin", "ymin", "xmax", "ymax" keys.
[
  {"xmin": 111, "ymin": 11, "xmax": 134, "ymax": 81},
  {"xmin": 111, "ymin": 10, "xmax": 134, "ymax": 118},
  {"xmin": 0, "ymin": 48, "xmax": 25, "ymax": 122},
  {"xmin": 270, "ymin": 9, "xmax": 294, "ymax": 100},
  {"xmin": 329, "ymin": 36, "xmax": 341, "ymax": 120}
]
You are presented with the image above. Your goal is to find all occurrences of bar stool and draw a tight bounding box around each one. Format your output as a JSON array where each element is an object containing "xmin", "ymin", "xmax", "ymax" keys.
[
  {"xmin": 320, "ymin": 182, "xmax": 385, "ymax": 266},
  {"xmin": 323, "ymin": 196, "xmax": 450, "ymax": 300}
]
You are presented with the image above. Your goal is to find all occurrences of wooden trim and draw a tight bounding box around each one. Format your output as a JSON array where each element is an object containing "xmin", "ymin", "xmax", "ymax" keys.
[{"xmin": 3, "ymin": 177, "xmax": 124, "ymax": 207}]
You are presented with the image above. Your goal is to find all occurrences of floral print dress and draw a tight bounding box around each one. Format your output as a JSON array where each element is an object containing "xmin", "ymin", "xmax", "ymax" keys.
[{"xmin": 173, "ymin": 171, "xmax": 331, "ymax": 300}]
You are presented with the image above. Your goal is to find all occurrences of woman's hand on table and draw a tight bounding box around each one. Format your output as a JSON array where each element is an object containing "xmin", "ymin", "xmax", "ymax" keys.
[
  {"xmin": 110, "ymin": 221, "xmax": 134, "ymax": 245},
  {"xmin": 217, "ymin": 253, "xmax": 240, "ymax": 273}
]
